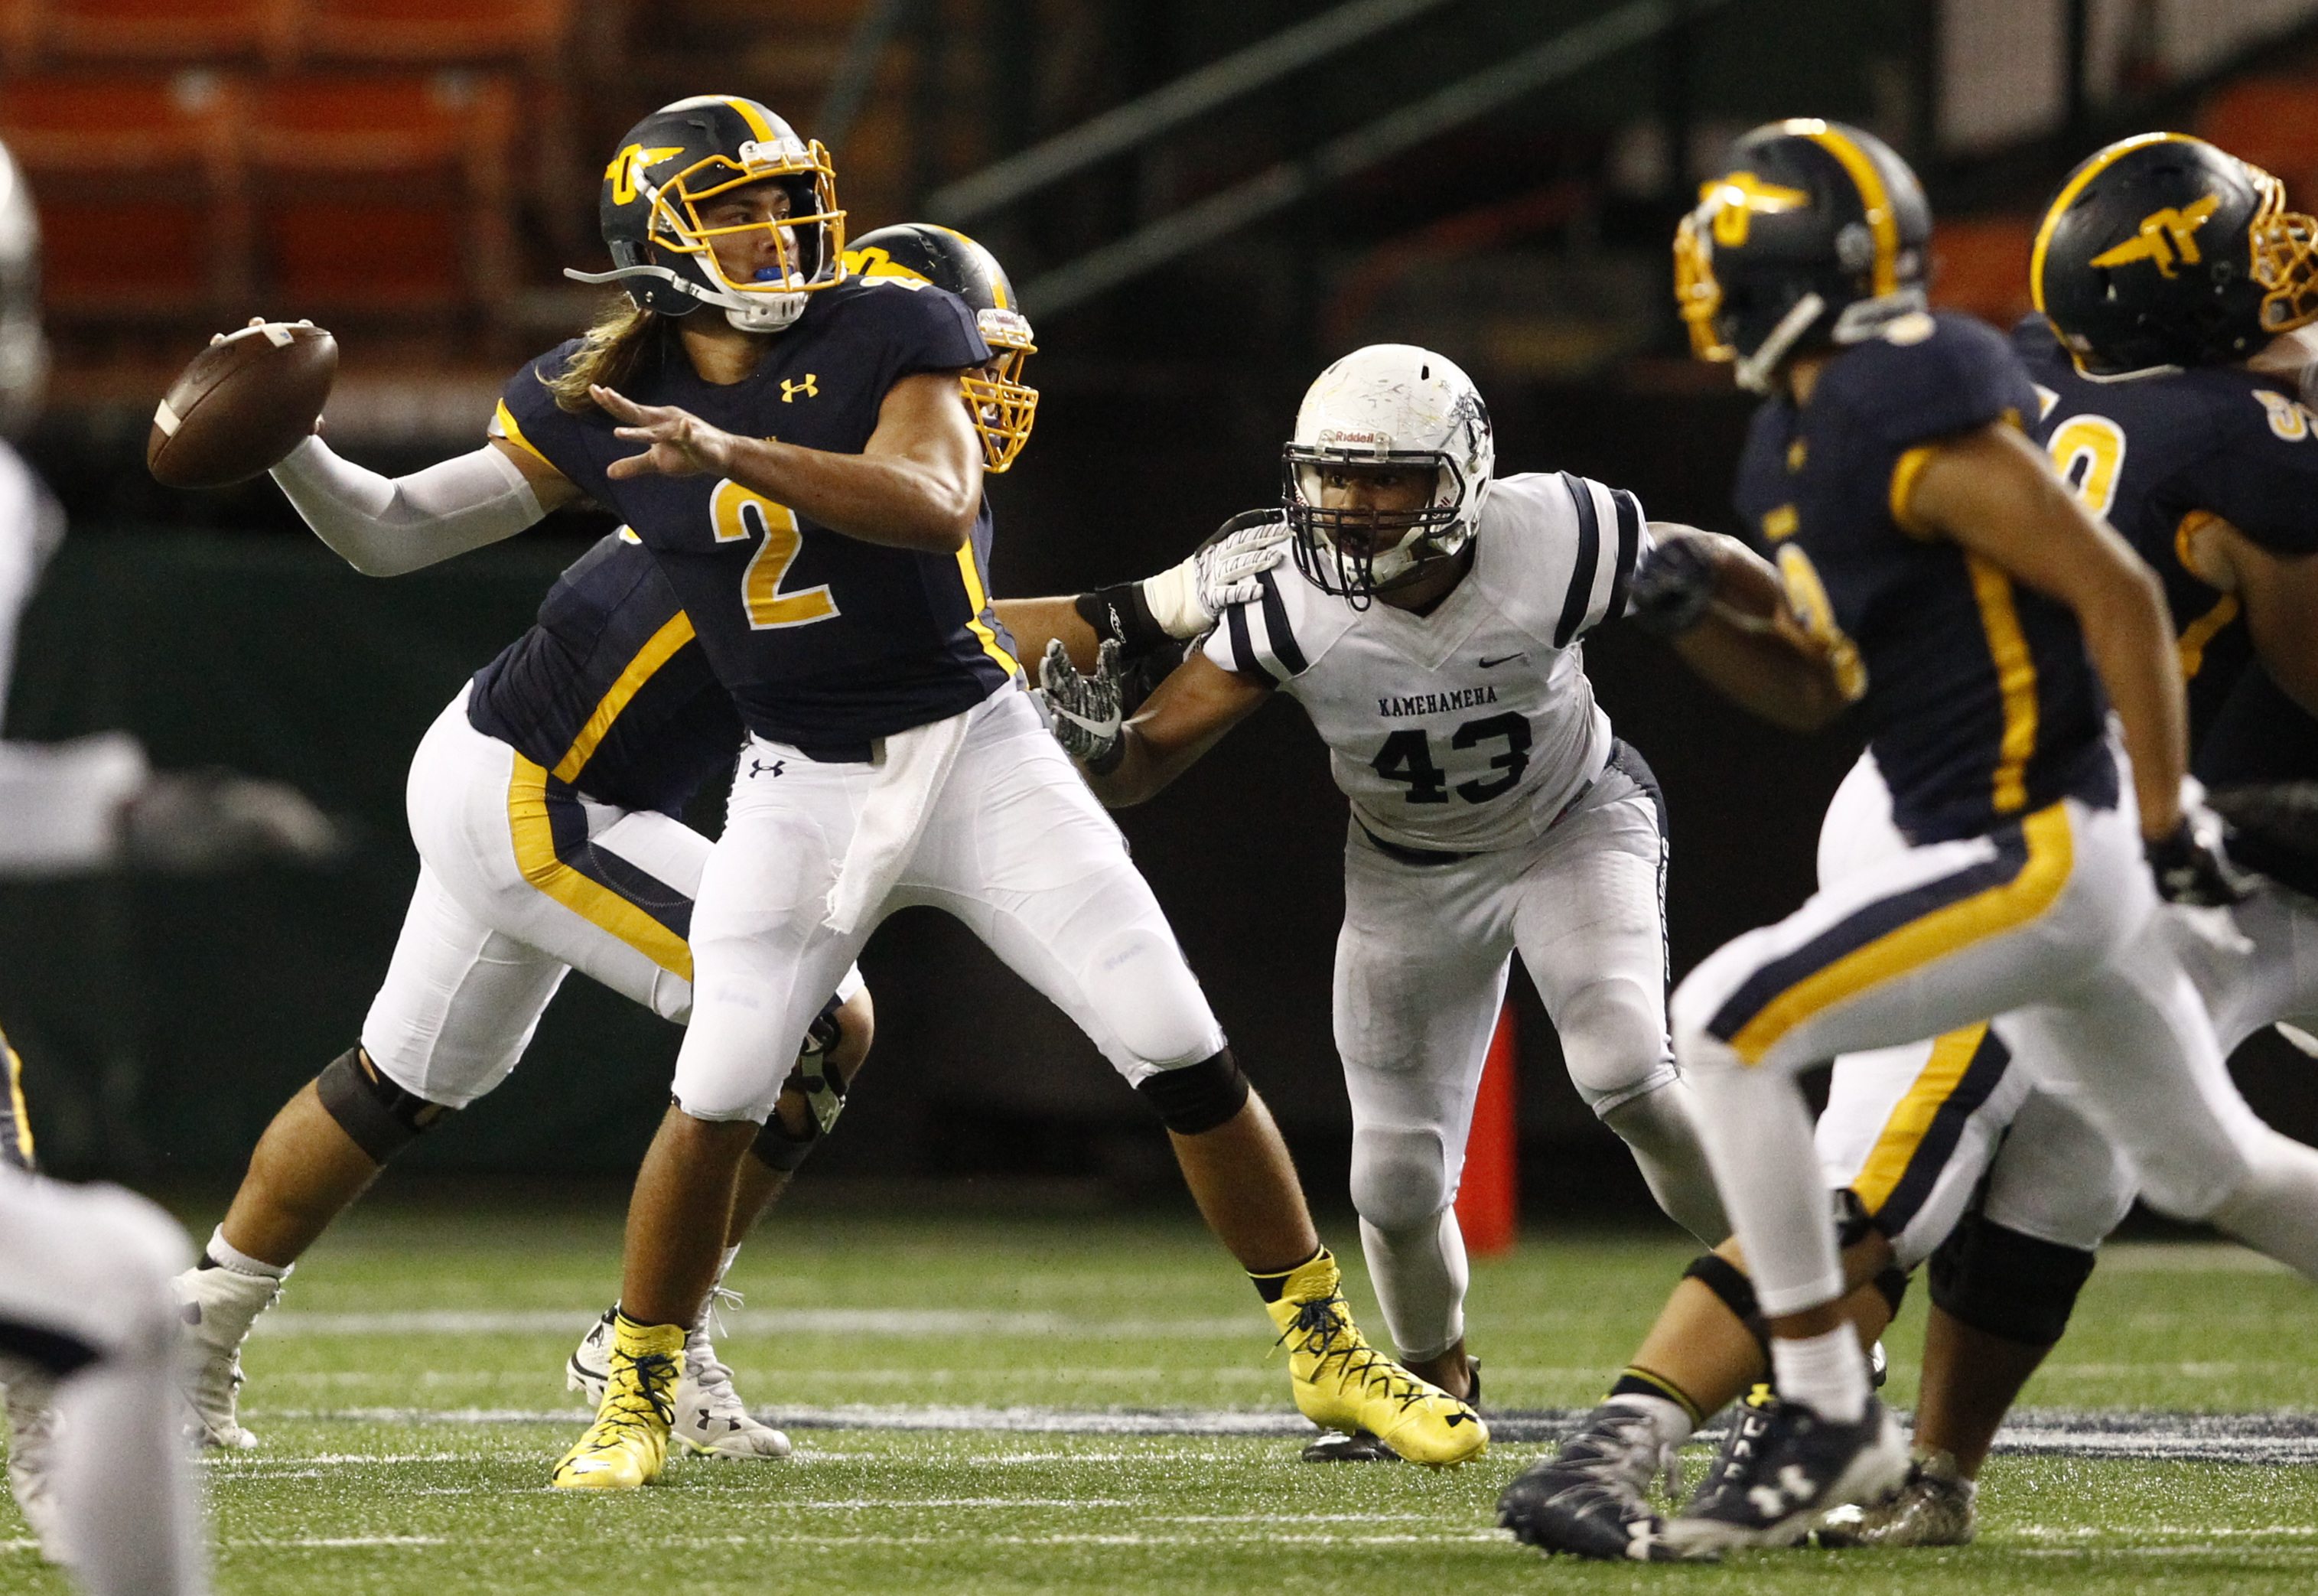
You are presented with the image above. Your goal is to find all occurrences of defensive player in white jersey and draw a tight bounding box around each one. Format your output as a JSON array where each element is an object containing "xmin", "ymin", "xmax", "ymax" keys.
[
  {"xmin": 1041, "ymin": 344, "xmax": 1726, "ymax": 1456},
  {"xmin": 0, "ymin": 135, "xmax": 332, "ymax": 1595}
]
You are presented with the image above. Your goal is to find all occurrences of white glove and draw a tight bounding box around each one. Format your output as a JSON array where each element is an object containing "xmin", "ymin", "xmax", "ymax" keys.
[
  {"xmin": 1138, "ymin": 516, "xmax": 1293, "ymax": 639},
  {"xmin": 1039, "ymin": 638, "xmax": 1125, "ymax": 771}
]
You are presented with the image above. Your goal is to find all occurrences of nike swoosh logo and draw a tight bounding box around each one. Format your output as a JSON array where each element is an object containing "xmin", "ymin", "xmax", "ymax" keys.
[{"xmin": 1479, "ymin": 653, "xmax": 1525, "ymax": 668}]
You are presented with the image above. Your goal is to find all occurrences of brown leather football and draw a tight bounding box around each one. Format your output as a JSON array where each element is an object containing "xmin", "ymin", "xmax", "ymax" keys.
[{"xmin": 148, "ymin": 321, "xmax": 338, "ymax": 488}]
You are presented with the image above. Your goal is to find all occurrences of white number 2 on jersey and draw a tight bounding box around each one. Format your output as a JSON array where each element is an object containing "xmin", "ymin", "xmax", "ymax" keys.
[{"xmin": 711, "ymin": 479, "xmax": 840, "ymax": 630}]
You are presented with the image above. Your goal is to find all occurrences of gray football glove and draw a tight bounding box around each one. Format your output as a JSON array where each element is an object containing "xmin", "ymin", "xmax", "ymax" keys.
[
  {"xmin": 1140, "ymin": 516, "xmax": 1293, "ymax": 639},
  {"xmin": 119, "ymin": 770, "xmax": 348, "ymax": 873},
  {"xmin": 1040, "ymin": 637, "xmax": 1125, "ymax": 772}
]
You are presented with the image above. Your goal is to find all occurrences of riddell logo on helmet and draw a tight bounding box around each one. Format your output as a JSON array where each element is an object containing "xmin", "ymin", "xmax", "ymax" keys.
[{"xmin": 1318, "ymin": 428, "xmax": 1389, "ymax": 448}]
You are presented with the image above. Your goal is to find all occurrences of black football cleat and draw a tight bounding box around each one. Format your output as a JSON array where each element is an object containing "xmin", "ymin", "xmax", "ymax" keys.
[
  {"xmin": 1660, "ymin": 1391, "xmax": 1908, "ymax": 1557},
  {"xmin": 1496, "ymin": 1402, "xmax": 1688, "ymax": 1562}
]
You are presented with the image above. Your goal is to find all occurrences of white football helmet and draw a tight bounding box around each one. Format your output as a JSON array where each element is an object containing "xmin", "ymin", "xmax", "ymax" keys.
[
  {"xmin": 0, "ymin": 140, "xmax": 46, "ymax": 437},
  {"xmin": 1284, "ymin": 344, "xmax": 1493, "ymax": 604}
]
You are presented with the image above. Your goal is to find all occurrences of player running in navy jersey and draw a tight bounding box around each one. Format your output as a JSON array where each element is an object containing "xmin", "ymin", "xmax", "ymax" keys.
[
  {"xmin": 1038, "ymin": 343, "xmax": 1727, "ymax": 1461},
  {"xmin": 248, "ymin": 95, "xmax": 1479, "ymax": 1492},
  {"xmin": 1497, "ymin": 117, "xmax": 2318, "ymax": 1560},
  {"xmin": 1818, "ymin": 129, "xmax": 2318, "ymax": 1546}
]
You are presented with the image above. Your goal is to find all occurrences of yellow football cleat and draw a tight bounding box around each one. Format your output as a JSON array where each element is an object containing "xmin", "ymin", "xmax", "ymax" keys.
[
  {"xmin": 1265, "ymin": 1250, "xmax": 1487, "ymax": 1468},
  {"xmin": 552, "ymin": 1313, "xmax": 684, "ymax": 1491}
]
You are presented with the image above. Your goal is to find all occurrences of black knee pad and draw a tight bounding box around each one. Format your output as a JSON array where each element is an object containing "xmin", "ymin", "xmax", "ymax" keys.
[
  {"xmin": 1928, "ymin": 1210, "xmax": 2096, "ymax": 1347},
  {"xmin": 314, "ymin": 1047, "xmax": 454, "ymax": 1164},
  {"xmin": 1682, "ymin": 1252, "xmax": 1767, "ymax": 1348},
  {"xmin": 1135, "ymin": 1049, "xmax": 1250, "ymax": 1135},
  {"xmin": 749, "ymin": 1002, "xmax": 851, "ymax": 1176},
  {"xmin": 1871, "ymin": 1263, "xmax": 1910, "ymax": 1320}
]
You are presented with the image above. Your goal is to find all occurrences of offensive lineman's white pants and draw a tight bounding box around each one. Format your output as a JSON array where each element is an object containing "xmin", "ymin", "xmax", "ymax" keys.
[
  {"xmin": 363, "ymin": 688, "xmax": 861, "ymax": 1107},
  {"xmin": 1672, "ymin": 776, "xmax": 2303, "ymax": 1319},
  {"xmin": 0, "ymin": 1169, "xmax": 206, "ymax": 1595},
  {"xmin": 1336, "ymin": 744, "xmax": 1721, "ymax": 1360},
  {"xmin": 674, "ymin": 689, "xmax": 1226, "ymax": 1122}
]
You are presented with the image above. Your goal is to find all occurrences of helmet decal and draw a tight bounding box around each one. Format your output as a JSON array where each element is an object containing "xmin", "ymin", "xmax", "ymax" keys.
[{"xmin": 2085, "ymin": 193, "xmax": 2220, "ymax": 278}]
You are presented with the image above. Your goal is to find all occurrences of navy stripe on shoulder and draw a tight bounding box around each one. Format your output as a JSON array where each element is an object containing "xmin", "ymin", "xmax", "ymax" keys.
[
  {"xmin": 1555, "ymin": 472, "xmax": 1603, "ymax": 648},
  {"xmin": 1606, "ymin": 490, "xmax": 1642, "ymax": 626},
  {"xmin": 1255, "ymin": 568, "xmax": 1307, "ymax": 676},
  {"xmin": 1225, "ymin": 604, "xmax": 1278, "ymax": 686}
]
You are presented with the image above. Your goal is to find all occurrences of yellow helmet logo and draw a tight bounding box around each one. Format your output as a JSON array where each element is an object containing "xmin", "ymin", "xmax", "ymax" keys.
[
  {"xmin": 2088, "ymin": 193, "xmax": 2222, "ymax": 279},
  {"xmin": 1702, "ymin": 171, "xmax": 1811, "ymax": 248},
  {"xmin": 606, "ymin": 144, "xmax": 686, "ymax": 207}
]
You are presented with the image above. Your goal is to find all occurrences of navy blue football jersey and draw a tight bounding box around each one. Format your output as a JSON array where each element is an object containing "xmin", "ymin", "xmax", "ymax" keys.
[
  {"xmin": 467, "ymin": 531, "xmax": 742, "ymax": 818},
  {"xmin": 1732, "ymin": 311, "xmax": 2115, "ymax": 843},
  {"xmin": 494, "ymin": 276, "xmax": 1018, "ymax": 754},
  {"xmin": 2013, "ymin": 315, "xmax": 2318, "ymax": 774}
]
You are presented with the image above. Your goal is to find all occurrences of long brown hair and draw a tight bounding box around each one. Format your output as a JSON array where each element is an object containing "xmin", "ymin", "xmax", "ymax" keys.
[{"xmin": 541, "ymin": 296, "xmax": 664, "ymax": 414}]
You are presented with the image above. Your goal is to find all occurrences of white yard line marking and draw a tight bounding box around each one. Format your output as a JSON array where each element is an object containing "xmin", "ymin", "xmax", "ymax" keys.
[
  {"xmin": 256, "ymin": 1308, "xmax": 1252, "ymax": 1338},
  {"xmin": 226, "ymin": 1536, "xmax": 446, "ymax": 1549},
  {"xmin": 2095, "ymin": 1242, "xmax": 2290, "ymax": 1274}
]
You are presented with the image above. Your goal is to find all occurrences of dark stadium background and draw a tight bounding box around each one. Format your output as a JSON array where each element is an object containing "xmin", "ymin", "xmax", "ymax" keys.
[{"xmin": 3, "ymin": 0, "xmax": 2315, "ymax": 1216}]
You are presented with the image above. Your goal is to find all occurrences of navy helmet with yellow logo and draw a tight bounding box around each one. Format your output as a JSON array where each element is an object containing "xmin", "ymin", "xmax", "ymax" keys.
[
  {"xmin": 1675, "ymin": 119, "xmax": 1931, "ymax": 392},
  {"xmin": 2032, "ymin": 132, "xmax": 2318, "ymax": 373},
  {"xmin": 846, "ymin": 222, "xmax": 1039, "ymax": 472},
  {"xmin": 565, "ymin": 94, "xmax": 846, "ymax": 333}
]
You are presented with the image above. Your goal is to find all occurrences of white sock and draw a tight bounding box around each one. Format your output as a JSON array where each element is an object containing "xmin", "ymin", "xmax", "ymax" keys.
[
  {"xmin": 1357, "ymin": 1210, "xmax": 1468, "ymax": 1364},
  {"xmin": 715, "ymin": 1244, "xmax": 742, "ymax": 1286},
  {"xmin": 1769, "ymin": 1327, "xmax": 1869, "ymax": 1423},
  {"xmin": 204, "ymin": 1226, "xmax": 288, "ymax": 1282},
  {"xmin": 1605, "ymin": 1392, "xmax": 1695, "ymax": 1449}
]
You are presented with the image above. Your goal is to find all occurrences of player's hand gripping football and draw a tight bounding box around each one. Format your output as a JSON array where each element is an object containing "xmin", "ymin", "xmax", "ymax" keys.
[
  {"xmin": 591, "ymin": 385, "xmax": 737, "ymax": 480},
  {"xmin": 1140, "ymin": 515, "xmax": 1294, "ymax": 639},
  {"xmin": 1040, "ymin": 638, "xmax": 1126, "ymax": 773}
]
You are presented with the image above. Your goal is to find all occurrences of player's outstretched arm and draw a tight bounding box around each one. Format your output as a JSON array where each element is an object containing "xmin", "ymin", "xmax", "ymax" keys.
[
  {"xmin": 593, "ymin": 370, "xmax": 981, "ymax": 554},
  {"xmin": 1000, "ymin": 519, "xmax": 1296, "ymax": 670},
  {"xmin": 269, "ymin": 436, "xmax": 578, "ymax": 577},
  {"xmin": 2178, "ymin": 514, "xmax": 2318, "ymax": 723},
  {"xmin": 1629, "ymin": 527, "xmax": 1855, "ymax": 732},
  {"xmin": 1907, "ymin": 422, "xmax": 2186, "ymax": 841},
  {"xmin": 1050, "ymin": 649, "xmax": 1269, "ymax": 806}
]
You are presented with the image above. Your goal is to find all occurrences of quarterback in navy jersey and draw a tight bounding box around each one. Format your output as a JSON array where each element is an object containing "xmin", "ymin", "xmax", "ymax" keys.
[
  {"xmin": 1502, "ymin": 119, "xmax": 2318, "ymax": 1562},
  {"xmin": 256, "ymin": 96, "xmax": 1483, "ymax": 1490},
  {"xmin": 1041, "ymin": 343, "xmax": 1727, "ymax": 1456}
]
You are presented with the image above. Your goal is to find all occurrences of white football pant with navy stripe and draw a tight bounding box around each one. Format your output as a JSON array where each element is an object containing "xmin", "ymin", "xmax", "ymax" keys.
[
  {"xmin": 366, "ymin": 686, "xmax": 861, "ymax": 1107},
  {"xmin": 1672, "ymin": 754, "xmax": 2318, "ymax": 1320}
]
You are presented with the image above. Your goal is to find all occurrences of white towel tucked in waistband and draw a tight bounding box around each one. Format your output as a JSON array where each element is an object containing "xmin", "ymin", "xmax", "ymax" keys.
[{"xmin": 822, "ymin": 705, "xmax": 975, "ymax": 934}]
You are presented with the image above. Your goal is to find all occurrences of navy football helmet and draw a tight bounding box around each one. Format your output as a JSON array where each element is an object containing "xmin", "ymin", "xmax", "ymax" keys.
[
  {"xmin": 568, "ymin": 95, "xmax": 845, "ymax": 334},
  {"xmin": 1675, "ymin": 119, "xmax": 1932, "ymax": 392},
  {"xmin": 2033, "ymin": 132, "xmax": 2318, "ymax": 373},
  {"xmin": 846, "ymin": 223, "xmax": 1038, "ymax": 472}
]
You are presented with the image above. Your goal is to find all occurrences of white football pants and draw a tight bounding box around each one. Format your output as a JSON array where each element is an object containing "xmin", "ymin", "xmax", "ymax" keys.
[
  {"xmin": 0, "ymin": 1169, "xmax": 206, "ymax": 1596},
  {"xmin": 363, "ymin": 687, "xmax": 861, "ymax": 1106},
  {"xmin": 673, "ymin": 688, "xmax": 1226, "ymax": 1122},
  {"xmin": 1335, "ymin": 747, "xmax": 1722, "ymax": 1361},
  {"xmin": 1819, "ymin": 751, "xmax": 2318, "ymax": 1258},
  {"xmin": 1672, "ymin": 767, "xmax": 2318, "ymax": 1319}
]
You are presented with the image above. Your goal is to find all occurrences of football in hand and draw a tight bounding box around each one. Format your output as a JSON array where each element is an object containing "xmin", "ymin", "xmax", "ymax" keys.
[{"xmin": 147, "ymin": 320, "xmax": 338, "ymax": 488}]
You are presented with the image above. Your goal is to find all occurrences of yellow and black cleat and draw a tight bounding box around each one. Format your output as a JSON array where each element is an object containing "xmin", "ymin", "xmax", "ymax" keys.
[
  {"xmin": 552, "ymin": 1312, "xmax": 684, "ymax": 1491},
  {"xmin": 1265, "ymin": 1251, "xmax": 1487, "ymax": 1468}
]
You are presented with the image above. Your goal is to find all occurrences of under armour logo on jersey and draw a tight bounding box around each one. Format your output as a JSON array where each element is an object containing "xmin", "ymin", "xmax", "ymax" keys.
[
  {"xmin": 748, "ymin": 757, "xmax": 786, "ymax": 780},
  {"xmin": 781, "ymin": 374, "xmax": 820, "ymax": 403},
  {"xmin": 2088, "ymin": 193, "xmax": 2221, "ymax": 278}
]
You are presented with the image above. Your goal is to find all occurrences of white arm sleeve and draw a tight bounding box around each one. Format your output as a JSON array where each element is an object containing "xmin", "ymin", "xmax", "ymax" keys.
[
  {"xmin": 268, "ymin": 435, "xmax": 547, "ymax": 577},
  {"xmin": 0, "ymin": 731, "xmax": 146, "ymax": 875}
]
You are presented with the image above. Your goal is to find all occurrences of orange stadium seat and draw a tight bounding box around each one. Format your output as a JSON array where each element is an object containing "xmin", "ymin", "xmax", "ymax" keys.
[
  {"xmin": 1931, "ymin": 213, "xmax": 2036, "ymax": 331},
  {"xmin": 0, "ymin": 73, "xmax": 246, "ymax": 316},
  {"xmin": 288, "ymin": 0, "xmax": 569, "ymax": 68},
  {"xmin": 2198, "ymin": 77, "xmax": 2318, "ymax": 203},
  {"xmin": 244, "ymin": 73, "xmax": 517, "ymax": 317},
  {"xmin": 1, "ymin": 0, "xmax": 293, "ymax": 69}
]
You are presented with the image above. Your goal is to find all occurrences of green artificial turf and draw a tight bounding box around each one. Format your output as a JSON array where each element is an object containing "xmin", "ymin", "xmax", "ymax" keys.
[{"xmin": 3, "ymin": 1198, "xmax": 2316, "ymax": 1593}]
